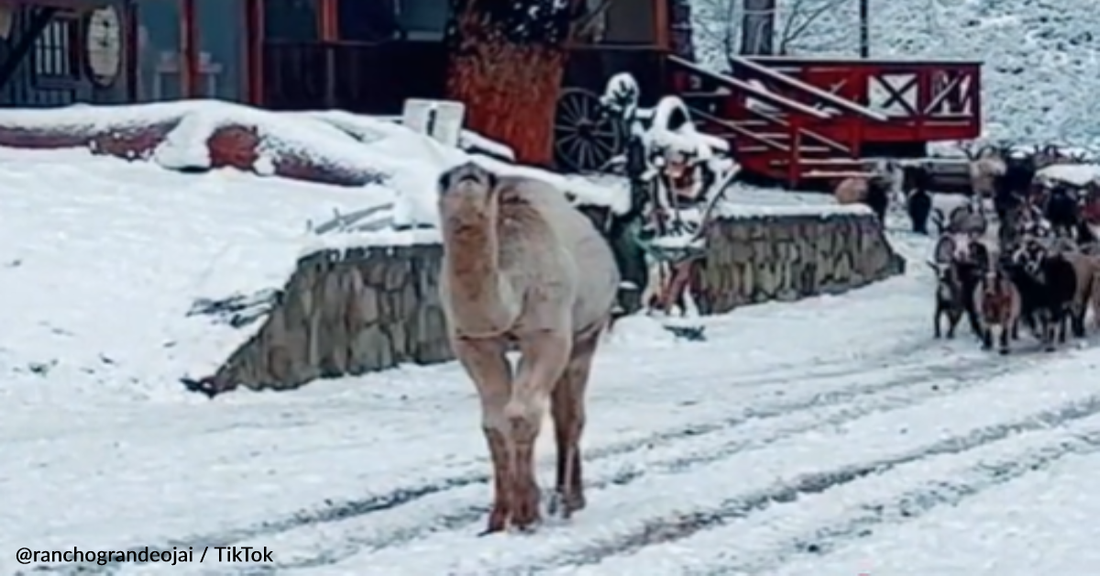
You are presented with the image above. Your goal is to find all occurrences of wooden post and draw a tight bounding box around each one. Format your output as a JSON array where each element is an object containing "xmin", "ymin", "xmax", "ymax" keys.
[
  {"xmin": 859, "ymin": 0, "xmax": 869, "ymax": 58},
  {"xmin": 244, "ymin": 0, "xmax": 264, "ymax": 105},
  {"xmin": 318, "ymin": 0, "xmax": 337, "ymax": 108},
  {"xmin": 653, "ymin": 0, "xmax": 670, "ymax": 51},
  {"xmin": 179, "ymin": 0, "xmax": 199, "ymax": 97},
  {"xmin": 125, "ymin": 1, "xmax": 138, "ymax": 102}
]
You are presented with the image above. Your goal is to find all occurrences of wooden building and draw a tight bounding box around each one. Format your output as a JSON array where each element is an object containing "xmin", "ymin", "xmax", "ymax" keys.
[
  {"xmin": 0, "ymin": 0, "xmax": 133, "ymax": 106},
  {"xmin": 0, "ymin": 0, "xmax": 982, "ymax": 186}
]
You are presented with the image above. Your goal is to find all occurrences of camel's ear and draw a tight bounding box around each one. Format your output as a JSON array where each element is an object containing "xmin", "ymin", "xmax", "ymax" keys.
[{"xmin": 437, "ymin": 170, "xmax": 452, "ymax": 195}]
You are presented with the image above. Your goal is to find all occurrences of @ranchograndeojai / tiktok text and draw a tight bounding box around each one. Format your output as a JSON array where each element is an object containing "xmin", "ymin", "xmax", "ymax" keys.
[{"xmin": 16, "ymin": 545, "xmax": 274, "ymax": 566}]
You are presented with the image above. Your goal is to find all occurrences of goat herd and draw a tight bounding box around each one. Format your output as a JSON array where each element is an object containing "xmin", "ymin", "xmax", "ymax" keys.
[{"xmin": 853, "ymin": 144, "xmax": 1100, "ymax": 354}]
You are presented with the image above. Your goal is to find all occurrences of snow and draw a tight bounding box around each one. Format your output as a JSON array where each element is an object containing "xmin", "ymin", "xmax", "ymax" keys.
[
  {"xmin": 690, "ymin": 0, "xmax": 1100, "ymax": 148},
  {"xmin": 9, "ymin": 90, "xmax": 1100, "ymax": 575},
  {"xmin": 5, "ymin": 139, "xmax": 1100, "ymax": 576},
  {"xmin": 0, "ymin": 147, "xmax": 382, "ymax": 398},
  {"xmin": 0, "ymin": 101, "xmax": 631, "ymax": 230},
  {"xmin": 1036, "ymin": 162, "xmax": 1100, "ymax": 187}
]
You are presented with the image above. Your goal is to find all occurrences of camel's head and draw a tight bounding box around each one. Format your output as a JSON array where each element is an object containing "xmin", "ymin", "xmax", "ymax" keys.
[{"xmin": 438, "ymin": 161, "xmax": 499, "ymax": 214}]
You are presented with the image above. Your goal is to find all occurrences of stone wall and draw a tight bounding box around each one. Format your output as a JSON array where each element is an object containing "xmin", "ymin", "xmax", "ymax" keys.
[
  {"xmin": 694, "ymin": 211, "xmax": 904, "ymax": 314},
  {"xmin": 196, "ymin": 210, "xmax": 903, "ymax": 394}
]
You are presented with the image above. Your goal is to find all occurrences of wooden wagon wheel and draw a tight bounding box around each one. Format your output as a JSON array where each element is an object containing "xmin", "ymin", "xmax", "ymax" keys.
[{"xmin": 554, "ymin": 87, "xmax": 623, "ymax": 173}]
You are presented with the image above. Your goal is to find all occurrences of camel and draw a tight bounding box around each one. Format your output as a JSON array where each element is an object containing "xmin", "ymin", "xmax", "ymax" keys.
[{"xmin": 436, "ymin": 161, "xmax": 620, "ymax": 533}]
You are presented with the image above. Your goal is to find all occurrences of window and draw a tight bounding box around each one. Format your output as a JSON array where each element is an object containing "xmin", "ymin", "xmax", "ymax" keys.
[
  {"xmin": 394, "ymin": 0, "xmax": 448, "ymax": 40},
  {"xmin": 31, "ymin": 17, "xmax": 80, "ymax": 85},
  {"xmin": 265, "ymin": 0, "xmax": 319, "ymax": 41},
  {"xmin": 338, "ymin": 0, "xmax": 400, "ymax": 42}
]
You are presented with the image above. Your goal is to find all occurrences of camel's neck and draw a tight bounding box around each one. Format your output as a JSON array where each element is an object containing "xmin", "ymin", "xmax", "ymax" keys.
[{"xmin": 440, "ymin": 199, "xmax": 517, "ymax": 335}]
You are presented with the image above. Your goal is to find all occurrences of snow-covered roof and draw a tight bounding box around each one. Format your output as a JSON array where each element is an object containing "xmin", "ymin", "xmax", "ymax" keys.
[{"xmin": 1036, "ymin": 163, "xmax": 1100, "ymax": 187}]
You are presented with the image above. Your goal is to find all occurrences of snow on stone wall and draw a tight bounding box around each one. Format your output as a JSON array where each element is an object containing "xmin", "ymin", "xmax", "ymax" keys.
[{"xmin": 195, "ymin": 210, "xmax": 902, "ymax": 393}]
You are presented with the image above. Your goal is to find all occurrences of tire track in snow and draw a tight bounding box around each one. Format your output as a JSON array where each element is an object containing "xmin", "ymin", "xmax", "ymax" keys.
[
  {"xmin": 203, "ymin": 343, "xmax": 1052, "ymax": 573},
  {"xmin": 477, "ymin": 390, "xmax": 1100, "ymax": 575},
  {"xmin": 698, "ymin": 419, "xmax": 1100, "ymax": 575},
  {"xmin": 21, "ymin": 337, "xmax": 957, "ymax": 576}
]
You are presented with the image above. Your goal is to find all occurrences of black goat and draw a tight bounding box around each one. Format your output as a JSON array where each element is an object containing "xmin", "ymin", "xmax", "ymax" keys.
[
  {"xmin": 864, "ymin": 176, "xmax": 891, "ymax": 224},
  {"xmin": 1043, "ymin": 185, "xmax": 1080, "ymax": 237},
  {"xmin": 902, "ymin": 163, "xmax": 933, "ymax": 234},
  {"xmin": 993, "ymin": 155, "xmax": 1036, "ymax": 221},
  {"xmin": 1008, "ymin": 242, "xmax": 1078, "ymax": 351}
]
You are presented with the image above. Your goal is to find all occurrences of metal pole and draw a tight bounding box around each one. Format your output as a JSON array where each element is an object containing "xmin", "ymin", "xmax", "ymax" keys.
[{"xmin": 859, "ymin": 0, "xmax": 869, "ymax": 58}]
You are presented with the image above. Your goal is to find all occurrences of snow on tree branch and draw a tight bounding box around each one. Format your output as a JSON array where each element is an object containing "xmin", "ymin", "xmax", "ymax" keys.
[
  {"xmin": 691, "ymin": 0, "xmax": 848, "ymax": 67},
  {"xmin": 448, "ymin": 0, "xmax": 586, "ymax": 46}
]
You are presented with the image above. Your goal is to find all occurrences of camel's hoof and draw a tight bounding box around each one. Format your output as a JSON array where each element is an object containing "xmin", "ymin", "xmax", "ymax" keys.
[
  {"xmin": 481, "ymin": 503, "xmax": 509, "ymax": 536},
  {"xmin": 511, "ymin": 493, "xmax": 541, "ymax": 530},
  {"xmin": 477, "ymin": 526, "xmax": 503, "ymax": 538}
]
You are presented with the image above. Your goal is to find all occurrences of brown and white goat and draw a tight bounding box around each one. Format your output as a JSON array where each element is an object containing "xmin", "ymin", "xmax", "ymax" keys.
[
  {"xmin": 974, "ymin": 267, "xmax": 1022, "ymax": 354},
  {"xmin": 961, "ymin": 143, "xmax": 1007, "ymax": 199},
  {"xmin": 1058, "ymin": 248, "xmax": 1100, "ymax": 337}
]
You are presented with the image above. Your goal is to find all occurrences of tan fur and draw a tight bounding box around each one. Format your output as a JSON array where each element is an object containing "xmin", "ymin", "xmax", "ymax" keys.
[
  {"xmin": 973, "ymin": 268, "xmax": 1022, "ymax": 353},
  {"xmin": 437, "ymin": 161, "xmax": 619, "ymax": 533},
  {"xmin": 834, "ymin": 176, "xmax": 868, "ymax": 204},
  {"xmin": 1090, "ymin": 269, "xmax": 1100, "ymax": 331},
  {"xmin": 968, "ymin": 156, "xmax": 1006, "ymax": 198},
  {"xmin": 1062, "ymin": 250, "xmax": 1100, "ymax": 332}
]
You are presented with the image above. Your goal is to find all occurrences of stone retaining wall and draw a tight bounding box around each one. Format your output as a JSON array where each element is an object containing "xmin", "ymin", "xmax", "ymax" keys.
[{"xmin": 198, "ymin": 210, "xmax": 904, "ymax": 394}]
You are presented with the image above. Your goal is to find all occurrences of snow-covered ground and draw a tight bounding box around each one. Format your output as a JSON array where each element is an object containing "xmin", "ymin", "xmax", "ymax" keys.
[
  {"xmin": 691, "ymin": 0, "xmax": 1100, "ymax": 148},
  {"xmin": 4, "ymin": 143, "xmax": 1100, "ymax": 576}
]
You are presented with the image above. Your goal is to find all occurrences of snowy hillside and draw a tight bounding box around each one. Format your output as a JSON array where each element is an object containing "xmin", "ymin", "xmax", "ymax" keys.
[{"xmin": 691, "ymin": 0, "xmax": 1100, "ymax": 146}]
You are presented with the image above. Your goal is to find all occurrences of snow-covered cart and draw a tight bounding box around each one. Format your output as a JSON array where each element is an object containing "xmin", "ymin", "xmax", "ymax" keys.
[{"xmin": 598, "ymin": 73, "xmax": 740, "ymax": 340}]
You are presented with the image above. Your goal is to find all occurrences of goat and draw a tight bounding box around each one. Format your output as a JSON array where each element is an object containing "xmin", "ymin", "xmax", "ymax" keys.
[
  {"xmin": 930, "ymin": 260, "xmax": 966, "ymax": 338},
  {"xmin": 1009, "ymin": 241, "xmax": 1078, "ymax": 351},
  {"xmin": 933, "ymin": 197, "xmax": 987, "ymax": 236},
  {"xmin": 901, "ymin": 162, "xmax": 933, "ymax": 234},
  {"xmin": 973, "ymin": 266, "xmax": 1022, "ymax": 354},
  {"xmin": 1058, "ymin": 248, "xmax": 1100, "ymax": 337},
  {"xmin": 961, "ymin": 143, "xmax": 1008, "ymax": 199},
  {"xmin": 932, "ymin": 233, "xmax": 988, "ymax": 338},
  {"xmin": 1043, "ymin": 185, "xmax": 1081, "ymax": 238}
]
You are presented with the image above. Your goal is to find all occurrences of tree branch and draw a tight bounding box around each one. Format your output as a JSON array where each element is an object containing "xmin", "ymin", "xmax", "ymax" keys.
[{"xmin": 777, "ymin": 0, "xmax": 844, "ymax": 53}]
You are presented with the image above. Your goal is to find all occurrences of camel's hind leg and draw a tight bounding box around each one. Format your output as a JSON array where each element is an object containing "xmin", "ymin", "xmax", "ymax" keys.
[
  {"xmin": 508, "ymin": 330, "xmax": 572, "ymax": 530},
  {"xmin": 549, "ymin": 325, "xmax": 601, "ymax": 519},
  {"xmin": 451, "ymin": 337, "xmax": 513, "ymax": 535}
]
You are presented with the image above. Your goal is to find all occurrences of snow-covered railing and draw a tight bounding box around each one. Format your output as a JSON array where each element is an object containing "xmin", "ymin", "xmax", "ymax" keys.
[
  {"xmin": 667, "ymin": 56, "xmax": 832, "ymax": 120},
  {"xmin": 728, "ymin": 56, "xmax": 890, "ymax": 122}
]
